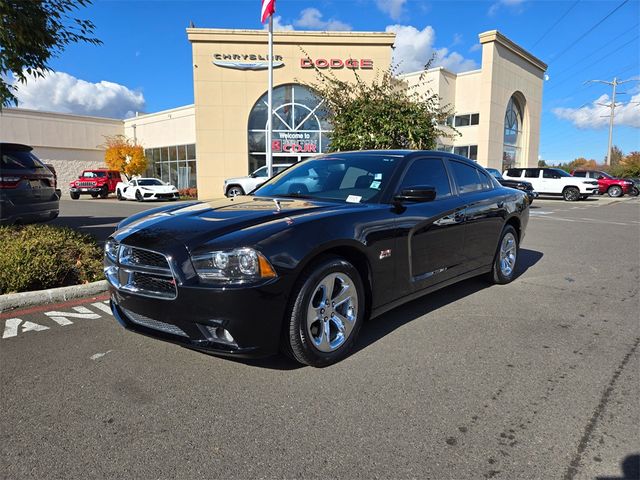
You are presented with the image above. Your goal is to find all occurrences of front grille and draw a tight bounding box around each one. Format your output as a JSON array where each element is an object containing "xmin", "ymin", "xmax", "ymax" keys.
[
  {"xmin": 122, "ymin": 307, "xmax": 187, "ymax": 337},
  {"xmin": 121, "ymin": 247, "xmax": 170, "ymax": 270},
  {"xmin": 77, "ymin": 181, "xmax": 96, "ymax": 187},
  {"xmin": 105, "ymin": 244, "xmax": 177, "ymax": 300},
  {"xmin": 131, "ymin": 272, "xmax": 176, "ymax": 295},
  {"xmin": 156, "ymin": 193, "xmax": 175, "ymax": 199}
]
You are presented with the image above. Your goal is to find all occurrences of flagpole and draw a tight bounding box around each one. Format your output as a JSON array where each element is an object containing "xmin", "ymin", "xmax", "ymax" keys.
[{"xmin": 266, "ymin": 14, "xmax": 274, "ymax": 178}]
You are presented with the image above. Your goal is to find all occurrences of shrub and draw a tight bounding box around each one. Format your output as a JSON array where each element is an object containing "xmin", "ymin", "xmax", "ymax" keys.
[
  {"xmin": 179, "ymin": 187, "xmax": 198, "ymax": 199},
  {"xmin": 0, "ymin": 225, "xmax": 104, "ymax": 294}
]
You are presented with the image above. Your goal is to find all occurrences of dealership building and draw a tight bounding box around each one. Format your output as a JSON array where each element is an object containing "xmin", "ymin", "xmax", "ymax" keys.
[{"xmin": 0, "ymin": 28, "xmax": 546, "ymax": 198}]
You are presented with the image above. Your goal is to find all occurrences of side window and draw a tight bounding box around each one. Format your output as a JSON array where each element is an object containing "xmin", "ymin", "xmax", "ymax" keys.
[
  {"xmin": 449, "ymin": 160, "xmax": 483, "ymax": 194},
  {"xmin": 506, "ymin": 168, "xmax": 522, "ymax": 177},
  {"xmin": 254, "ymin": 167, "xmax": 268, "ymax": 178},
  {"xmin": 524, "ymin": 169, "xmax": 540, "ymax": 178},
  {"xmin": 573, "ymin": 171, "xmax": 586, "ymax": 177},
  {"xmin": 398, "ymin": 158, "xmax": 452, "ymax": 199},
  {"xmin": 542, "ymin": 170, "xmax": 557, "ymax": 179},
  {"xmin": 132, "ymin": 180, "xmax": 137, "ymax": 186},
  {"xmin": 478, "ymin": 170, "xmax": 494, "ymax": 190}
]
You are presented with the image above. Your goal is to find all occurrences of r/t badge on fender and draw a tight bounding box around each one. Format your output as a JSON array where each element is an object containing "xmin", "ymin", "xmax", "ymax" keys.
[{"xmin": 379, "ymin": 249, "xmax": 392, "ymax": 260}]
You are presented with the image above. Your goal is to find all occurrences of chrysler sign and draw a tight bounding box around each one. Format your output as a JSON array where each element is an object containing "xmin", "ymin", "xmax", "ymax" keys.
[{"xmin": 213, "ymin": 53, "xmax": 284, "ymax": 70}]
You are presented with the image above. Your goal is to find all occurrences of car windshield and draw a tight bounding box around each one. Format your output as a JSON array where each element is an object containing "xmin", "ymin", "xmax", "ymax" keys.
[
  {"xmin": 253, "ymin": 154, "xmax": 400, "ymax": 203},
  {"xmin": 83, "ymin": 171, "xmax": 107, "ymax": 178},
  {"xmin": 551, "ymin": 169, "xmax": 571, "ymax": 177},
  {"xmin": 486, "ymin": 168, "xmax": 503, "ymax": 180},
  {"xmin": 138, "ymin": 179, "xmax": 163, "ymax": 186},
  {"xmin": 597, "ymin": 171, "xmax": 613, "ymax": 179}
]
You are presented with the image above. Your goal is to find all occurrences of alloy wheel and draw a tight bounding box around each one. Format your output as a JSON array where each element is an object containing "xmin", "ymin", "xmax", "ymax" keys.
[
  {"xmin": 306, "ymin": 272, "xmax": 358, "ymax": 353},
  {"xmin": 499, "ymin": 232, "xmax": 517, "ymax": 277},
  {"xmin": 608, "ymin": 186, "xmax": 622, "ymax": 197}
]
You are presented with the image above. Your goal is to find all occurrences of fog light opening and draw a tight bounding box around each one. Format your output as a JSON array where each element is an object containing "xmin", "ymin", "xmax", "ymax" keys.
[{"xmin": 204, "ymin": 325, "xmax": 236, "ymax": 346}]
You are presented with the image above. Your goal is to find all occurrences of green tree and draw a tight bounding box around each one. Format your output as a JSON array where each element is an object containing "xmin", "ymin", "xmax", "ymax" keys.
[
  {"xmin": 0, "ymin": 0, "xmax": 101, "ymax": 107},
  {"xmin": 609, "ymin": 145, "xmax": 624, "ymax": 166},
  {"xmin": 538, "ymin": 159, "xmax": 548, "ymax": 167},
  {"xmin": 305, "ymin": 61, "xmax": 456, "ymax": 151}
]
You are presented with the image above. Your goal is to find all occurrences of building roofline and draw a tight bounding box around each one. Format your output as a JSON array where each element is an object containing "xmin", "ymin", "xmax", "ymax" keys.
[
  {"xmin": 479, "ymin": 30, "xmax": 547, "ymax": 71},
  {"xmin": 0, "ymin": 107, "xmax": 124, "ymax": 123},
  {"xmin": 124, "ymin": 104, "xmax": 194, "ymax": 122},
  {"xmin": 397, "ymin": 66, "xmax": 480, "ymax": 79},
  {"xmin": 187, "ymin": 28, "xmax": 395, "ymax": 45}
]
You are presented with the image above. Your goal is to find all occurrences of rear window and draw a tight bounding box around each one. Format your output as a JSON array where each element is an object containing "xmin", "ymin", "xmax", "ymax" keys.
[
  {"xmin": 1, "ymin": 150, "xmax": 45, "ymax": 170},
  {"xmin": 524, "ymin": 169, "xmax": 540, "ymax": 178},
  {"xmin": 573, "ymin": 171, "xmax": 586, "ymax": 177}
]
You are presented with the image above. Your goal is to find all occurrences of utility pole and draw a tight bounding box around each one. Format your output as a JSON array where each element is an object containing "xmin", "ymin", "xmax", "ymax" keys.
[{"xmin": 585, "ymin": 77, "xmax": 638, "ymax": 165}]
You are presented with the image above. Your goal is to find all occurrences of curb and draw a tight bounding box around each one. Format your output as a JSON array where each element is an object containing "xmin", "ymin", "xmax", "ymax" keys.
[{"xmin": 0, "ymin": 280, "xmax": 109, "ymax": 313}]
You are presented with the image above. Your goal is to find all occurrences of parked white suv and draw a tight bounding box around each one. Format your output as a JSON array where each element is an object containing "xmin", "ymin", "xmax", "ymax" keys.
[
  {"xmin": 503, "ymin": 167, "xmax": 599, "ymax": 201},
  {"xmin": 223, "ymin": 164, "xmax": 292, "ymax": 197}
]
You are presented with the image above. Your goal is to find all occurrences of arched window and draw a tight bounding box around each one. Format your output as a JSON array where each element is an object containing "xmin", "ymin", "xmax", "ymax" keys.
[
  {"xmin": 247, "ymin": 84, "xmax": 332, "ymax": 173},
  {"xmin": 502, "ymin": 96, "xmax": 523, "ymax": 171}
]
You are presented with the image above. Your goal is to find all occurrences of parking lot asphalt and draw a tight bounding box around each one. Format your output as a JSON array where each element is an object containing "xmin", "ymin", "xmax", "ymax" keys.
[{"xmin": 1, "ymin": 196, "xmax": 639, "ymax": 479}]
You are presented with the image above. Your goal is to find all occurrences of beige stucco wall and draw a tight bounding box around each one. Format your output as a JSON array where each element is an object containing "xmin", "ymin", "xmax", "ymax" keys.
[
  {"xmin": 0, "ymin": 108, "xmax": 123, "ymax": 194},
  {"xmin": 123, "ymin": 105, "xmax": 196, "ymax": 149},
  {"xmin": 188, "ymin": 28, "xmax": 395, "ymax": 199},
  {"xmin": 401, "ymin": 30, "xmax": 545, "ymax": 169},
  {"xmin": 477, "ymin": 30, "xmax": 546, "ymax": 170}
]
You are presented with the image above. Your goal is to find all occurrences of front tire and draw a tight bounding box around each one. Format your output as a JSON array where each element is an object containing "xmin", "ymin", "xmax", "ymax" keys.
[
  {"xmin": 284, "ymin": 256, "xmax": 365, "ymax": 367},
  {"xmin": 99, "ymin": 186, "xmax": 109, "ymax": 198},
  {"xmin": 226, "ymin": 185, "xmax": 245, "ymax": 197},
  {"xmin": 630, "ymin": 186, "xmax": 639, "ymax": 197},
  {"xmin": 563, "ymin": 187, "xmax": 580, "ymax": 201},
  {"xmin": 135, "ymin": 190, "xmax": 143, "ymax": 202},
  {"xmin": 70, "ymin": 192, "xmax": 79, "ymax": 200},
  {"xmin": 488, "ymin": 225, "xmax": 519, "ymax": 285},
  {"xmin": 116, "ymin": 190, "xmax": 124, "ymax": 201},
  {"xmin": 607, "ymin": 185, "xmax": 623, "ymax": 197}
]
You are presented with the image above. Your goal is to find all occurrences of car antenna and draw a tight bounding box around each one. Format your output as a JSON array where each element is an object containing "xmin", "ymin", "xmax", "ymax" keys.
[{"xmin": 273, "ymin": 198, "xmax": 281, "ymax": 211}]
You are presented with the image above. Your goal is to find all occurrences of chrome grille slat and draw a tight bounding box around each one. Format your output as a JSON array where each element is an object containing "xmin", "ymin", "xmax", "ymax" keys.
[{"xmin": 122, "ymin": 308, "xmax": 187, "ymax": 337}]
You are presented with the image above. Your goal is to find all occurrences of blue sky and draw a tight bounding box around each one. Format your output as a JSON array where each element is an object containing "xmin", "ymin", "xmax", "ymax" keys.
[{"xmin": 13, "ymin": 0, "xmax": 640, "ymax": 163}]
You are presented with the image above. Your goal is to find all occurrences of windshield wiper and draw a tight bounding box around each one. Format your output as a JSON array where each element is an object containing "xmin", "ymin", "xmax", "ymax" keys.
[{"xmin": 275, "ymin": 193, "xmax": 314, "ymax": 199}]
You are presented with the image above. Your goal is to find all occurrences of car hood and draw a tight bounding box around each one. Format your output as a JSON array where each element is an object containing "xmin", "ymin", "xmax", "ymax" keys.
[
  {"xmin": 225, "ymin": 175, "xmax": 250, "ymax": 183},
  {"xmin": 113, "ymin": 195, "xmax": 359, "ymax": 250}
]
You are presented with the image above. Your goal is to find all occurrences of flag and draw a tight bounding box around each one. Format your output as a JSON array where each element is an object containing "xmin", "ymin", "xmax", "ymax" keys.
[{"xmin": 261, "ymin": 0, "xmax": 275, "ymax": 23}]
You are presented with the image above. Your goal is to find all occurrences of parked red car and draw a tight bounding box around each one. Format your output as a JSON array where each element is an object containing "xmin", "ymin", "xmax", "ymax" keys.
[
  {"xmin": 570, "ymin": 169, "xmax": 633, "ymax": 197},
  {"xmin": 69, "ymin": 169, "xmax": 122, "ymax": 199}
]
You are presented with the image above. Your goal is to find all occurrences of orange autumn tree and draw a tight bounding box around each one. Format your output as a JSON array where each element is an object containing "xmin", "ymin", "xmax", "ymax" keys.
[{"xmin": 103, "ymin": 135, "xmax": 147, "ymax": 180}]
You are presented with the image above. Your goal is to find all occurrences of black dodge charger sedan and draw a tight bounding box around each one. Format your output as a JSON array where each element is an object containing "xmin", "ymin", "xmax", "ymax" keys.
[{"xmin": 105, "ymin": 151, "xmax": 529, "ymax": 367}]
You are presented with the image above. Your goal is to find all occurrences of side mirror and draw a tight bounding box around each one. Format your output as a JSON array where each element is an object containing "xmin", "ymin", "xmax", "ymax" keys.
[
  {"xmin": 597, "ymin": 175, "xmax": 604, "ymax": 180},
  {"xmin": 394, "ymin": 186, "xmax": 437, "ymax": 203},
  {"xmin": 78, "ymin": 175, "xmax": 82, "ymax": 179}
]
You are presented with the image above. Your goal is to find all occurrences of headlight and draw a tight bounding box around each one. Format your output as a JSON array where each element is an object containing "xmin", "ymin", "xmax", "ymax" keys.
[
  {"xmin": 105, "ymin": 239, "xmax": 119, "ymax": 262},
  {"xmin": 191, "ymin": 247, "xmax": 277, "ymax": 284}
]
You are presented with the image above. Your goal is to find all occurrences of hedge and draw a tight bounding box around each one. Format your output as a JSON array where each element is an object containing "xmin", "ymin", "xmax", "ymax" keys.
[{"xmin": 0, "ymin": 225, "xmax": 104, "ymax": 294}]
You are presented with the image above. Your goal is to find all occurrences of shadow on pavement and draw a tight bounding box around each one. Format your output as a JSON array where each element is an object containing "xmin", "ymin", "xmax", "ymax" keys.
[
  {"xmin": 596, "ymin": 454, "xmax": 640, "ymax": 480},
  {"xmin": 241, "ymin": 248, "xmax": 543, "ymax": 370},
  {"xmin": 51, "ymin": 216, "xmax": 123, "ymax": 243}
]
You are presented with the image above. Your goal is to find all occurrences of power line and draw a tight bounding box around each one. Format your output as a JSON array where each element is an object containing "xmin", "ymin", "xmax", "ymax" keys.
[
  {"xmin": 549, "ymin": 0, "xmax": 631, "ymax": 65},
  {"xmin": 531, "ymin": 0, "xmax": 581, "ymax": 49},
  {"xmin": 545, "ymin": 35, "xmax": 639, "ymax": 92},
  {"xmin": 550, "ymin": 24, "xmax": 638, "ymax": 79}
]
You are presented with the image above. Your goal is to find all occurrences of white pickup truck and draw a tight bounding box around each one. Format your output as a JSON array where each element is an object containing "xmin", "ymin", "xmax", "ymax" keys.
[{"xmin": 503, "ymin": 167, "xmax": 599, "ymax": 201}]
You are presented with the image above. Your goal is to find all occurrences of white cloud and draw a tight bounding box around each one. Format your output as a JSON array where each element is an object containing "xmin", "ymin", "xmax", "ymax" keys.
[
  {"xmin": 469, "ymin": 43, "xmax": 482, "ymax": 52},
  {"xmin": 488, "ymin": 0, "xmax": 526, "ymax": 16},
  {"xmin": 377, "ymin": 0, "xmax": 406, "ymax": 21},
  {"xmin": 451, "ymin": 33, "xmax": 463, "ymax": 47},
  {"xmin": 553, "ymin": 93, "xmax": 640, "ymax": 129},
  {"xmin": 294, "ymin": 8, "xmax": 351, "ymax": 31},
  {"xmin": 13, "ymin": 70, "xmax": 145, "ymax": 119},
  {"xmin": 268, "ymin": 16, "xmax": 294, "ymax": 31},
  {"xmin": 386, "ymin": 25, "xmax": 478, "ymax": 74}
]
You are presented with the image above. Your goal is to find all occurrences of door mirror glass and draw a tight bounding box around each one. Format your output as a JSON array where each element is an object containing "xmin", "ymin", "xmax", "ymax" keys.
[{"xmin": 394, "ymin": 186, "xmax": 437, "ymax": 203}]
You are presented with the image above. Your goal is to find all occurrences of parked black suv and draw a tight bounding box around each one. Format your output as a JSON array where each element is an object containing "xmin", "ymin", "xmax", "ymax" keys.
[
  {"xmin": 0, "ymin": 143, "xmax": 60, "ymax": 225},
  {"xmin": 486, "ymin": 168, "xmax": 538, "ymax": 204}
]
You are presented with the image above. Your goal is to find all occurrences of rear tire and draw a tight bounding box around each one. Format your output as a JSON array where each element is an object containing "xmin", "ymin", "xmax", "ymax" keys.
[
  {"xmin": 283, "ymin": 256, "xmax": 364, "ymax": 367},
  {"xmin": 607, "ymin": 185, "xmax": 623, "ymax": 197},
  {"xmin": 70, "ymin": 192, "xmax": 79, "ymax": 200},
  {"xmin": 563, "ymin": 187, "xmax": 580, "ymax": 201},
  {"xmin": 630, "ymin": 186, "xmax": 639, "ymax": 197},
  {"xmin": 488, "ymin": 225, "xmax": 519, "ymax": 285}
]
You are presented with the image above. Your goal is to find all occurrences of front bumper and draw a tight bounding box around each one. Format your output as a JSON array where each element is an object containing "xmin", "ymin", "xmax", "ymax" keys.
[
  {"xmin": 108, "ymin": 277, "xmax": 288, "ymax": 359},
  {"xmin": 70, "ymin": 186, "xmax": 104, "ymax": 194},
  {"xmin": 141, "ymin": 191, "xmax": 180, "ymax": 200}
]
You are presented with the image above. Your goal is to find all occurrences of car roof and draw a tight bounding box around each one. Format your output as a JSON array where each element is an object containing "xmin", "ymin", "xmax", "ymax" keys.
[{"xmin": 0, "ymin": 143, "xmax": 33, "ymax": 152}]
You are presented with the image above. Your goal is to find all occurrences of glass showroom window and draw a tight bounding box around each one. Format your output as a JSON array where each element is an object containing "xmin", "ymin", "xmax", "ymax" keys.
[
  {"xmin": 144, "ymin": 144, "xmax": 197, "ymax": 189},
  {"xmin": 453, "ymin": 145, "xmax": 478, "ymax": 161},
  {"xmin": 247, "ymin": 84, "xmax": 332, "ymax": 173},
  {"xmin": 502, "ymin": 97, "xmax": 523, "ymax": 171}
]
